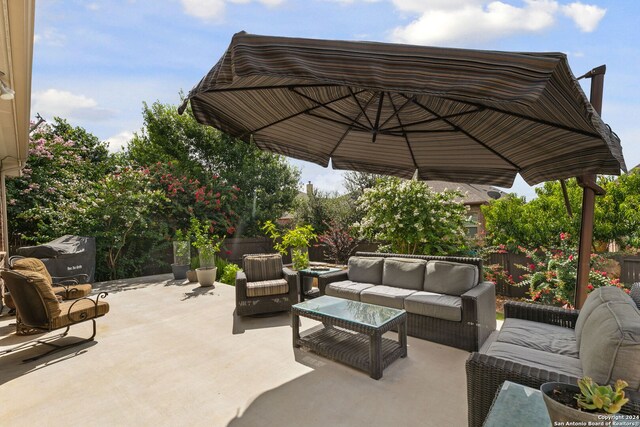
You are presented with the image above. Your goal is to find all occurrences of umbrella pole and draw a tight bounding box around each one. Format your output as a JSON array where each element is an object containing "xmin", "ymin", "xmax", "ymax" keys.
[{"xmin": 575, "ymin": 65, "xmax": 606, "ymax": 309}]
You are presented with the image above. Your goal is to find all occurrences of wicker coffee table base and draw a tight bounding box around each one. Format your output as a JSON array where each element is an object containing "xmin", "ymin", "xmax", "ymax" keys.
[{"xmin": 292, "ymin": 309, "xmax": 407, "ymax": 380}]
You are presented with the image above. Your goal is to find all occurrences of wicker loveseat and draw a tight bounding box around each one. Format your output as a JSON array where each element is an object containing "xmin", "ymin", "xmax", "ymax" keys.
[
  {"xmin": 318, "ymin": 252, "xmax": 496, "ymax": 351},
  {"xmin": 466, "ymin": 286, "xmax": 640, "ymax": 427}
]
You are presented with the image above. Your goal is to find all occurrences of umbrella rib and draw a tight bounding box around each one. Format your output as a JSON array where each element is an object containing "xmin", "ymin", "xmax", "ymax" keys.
[
  {"xmin": 348, "ymin": 87, "xmax": 374, "ymax": 129},
  {"xmin": 372, "ymin": 92, "xmax": 385, "ymax": 143},
  {"xmin": 405, "ymin": 95, "xmax": 521, "ymax": 171},
  {"xmin": 241, "ymin": 89, "xmax": 367, "ymax": 137},
  {"xmin": 382, "ymin": 108, "xmax": 484, "ymax": 132},
  {"xmin": 388, "ymin": 95, "xmax": 419, "ymax": 171},
  {"xmin": 329, "ymin": 92, "xmax": 378, "ymax": 157},
  {"xmin": 306, "ymin": 111, "xmax": 370, "ymax": 131},
  {"xmin": 289, "ymin": 88, "xmax": 369, "ymax": 131},
  {"xmin": 378, "ymin": 95, "xmax": 414, "ymax": 130},
  {"xmin": 440, "ymin": 96, "xmax": 601, "ymax": 139}
]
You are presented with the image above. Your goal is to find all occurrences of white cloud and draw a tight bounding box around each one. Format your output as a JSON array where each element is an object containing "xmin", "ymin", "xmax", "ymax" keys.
[
  {"xmin": 561, "ymin": 2, "xmax": 606, "ymax": 32},
  {"xmin": 33, "ymin": 27, "xmax": 66, "ymax": 47},
  {"xmin": 181, "ymin": 0, "xmax": 285, "ymax": 22},
  {"xmin": 31, "ymin": 89, "xmax": 116, "ymax": 122},
  {"xmin": 106, "ymin": 131, "xmax": 134, "ymax": 152},
  {"xmin": 387, "ymin": 0, "xmax": 606, "ymax": 46}
]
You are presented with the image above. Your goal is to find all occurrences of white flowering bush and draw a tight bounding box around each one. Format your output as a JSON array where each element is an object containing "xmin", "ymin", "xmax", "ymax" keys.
[{"xmin": 355, "ymin": 178, "xmax": 469, "ymax": 255}]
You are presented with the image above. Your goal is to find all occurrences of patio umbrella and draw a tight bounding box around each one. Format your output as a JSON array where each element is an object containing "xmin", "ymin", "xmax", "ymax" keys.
[{"xmin": 179, "ymin": 31, "xmax": 625, "ymax": 188}]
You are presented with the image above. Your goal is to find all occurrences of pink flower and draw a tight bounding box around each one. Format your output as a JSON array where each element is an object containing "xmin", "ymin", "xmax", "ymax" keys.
[{"xmin": 568, "ymin": 255, "xmax": 574, "ymax": 261}]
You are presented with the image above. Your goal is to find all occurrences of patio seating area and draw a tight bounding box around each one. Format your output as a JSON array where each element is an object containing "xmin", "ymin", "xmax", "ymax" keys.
[{"xmin": 0, "ymin": 274, "xmax": 471, "ymax": 426}]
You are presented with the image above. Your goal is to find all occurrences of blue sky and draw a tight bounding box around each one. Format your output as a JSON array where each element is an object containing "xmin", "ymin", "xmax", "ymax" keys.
[{"xmin": 32, "ymin": 0, "xmax": 640, "ymax": 199}]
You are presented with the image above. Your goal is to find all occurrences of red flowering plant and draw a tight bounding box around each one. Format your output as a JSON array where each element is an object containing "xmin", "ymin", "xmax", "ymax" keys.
[
  {"xmin": 516, "ymin": 232, "xmax": 626, "ymax": 308},
  {"xmin": 318, "ymin": 220, "xmax": 358, "ymax": 265},
  {"xmin": 148, "ymin": 162, "xmax": 240, "ymax": 238}
]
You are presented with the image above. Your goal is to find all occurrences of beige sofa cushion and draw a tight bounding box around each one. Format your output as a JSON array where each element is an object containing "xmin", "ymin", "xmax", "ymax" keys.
[
  {"xmin": 348, "ymin": 257, "xmax": 384, "ymax": 286},
  {"xmin": 423, "ymin": 260, "xmax": 478, "ymax": 296},
  {"xmin": 579, "ymin": 301, "xmax": 640, "ymax": 390},
  {"xmin": 382, "ymin": 258, "xmax": 426, "ymax": 291},
  {"xmin": 360, "ymin": 285, "xmax": 416, "ymax": 309},
  {"xmin": 325, "ymin": 280, "xmax": 374, "ymax": 301},
  {"xmin": 575, "ymin": 286, "xmax": 634, "ymax": 347},
  {"xmin": 404, "ymin": 291, "xmax": 462, "ymax": 322}
]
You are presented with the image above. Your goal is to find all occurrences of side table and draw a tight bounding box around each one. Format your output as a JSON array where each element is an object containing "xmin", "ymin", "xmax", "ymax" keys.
[
  {"xmin": 297, "ymin": 267, "xmax": 344, "ymax": 301},
  {"xmin": 483, "ymin": 381, "xmax": 551, "ymax": 427}
]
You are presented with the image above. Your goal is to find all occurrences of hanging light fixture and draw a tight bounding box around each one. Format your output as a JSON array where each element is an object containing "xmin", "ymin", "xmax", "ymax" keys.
[{"xmin": 0, "ymin": 71, "xmax": 15, "ymax": 101}]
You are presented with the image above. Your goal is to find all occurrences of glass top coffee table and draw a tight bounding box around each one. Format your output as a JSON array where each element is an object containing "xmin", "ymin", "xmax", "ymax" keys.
[{"xmin": 292, "ymin": 295, "xmax": 407, "ymax": 379}]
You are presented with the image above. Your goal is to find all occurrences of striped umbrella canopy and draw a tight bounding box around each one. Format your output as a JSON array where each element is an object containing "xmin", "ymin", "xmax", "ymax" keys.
[{"xmin": 180, "ymin": 32, "xmax": 625, "ymax": 187}]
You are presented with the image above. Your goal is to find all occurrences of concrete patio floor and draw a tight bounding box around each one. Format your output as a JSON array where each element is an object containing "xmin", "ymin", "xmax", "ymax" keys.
[{"xmin": 0, "ymin": 274, "xmax": 473, "ymax": 426}]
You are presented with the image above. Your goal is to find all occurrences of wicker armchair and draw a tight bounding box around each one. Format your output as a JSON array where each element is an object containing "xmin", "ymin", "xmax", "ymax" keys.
[
  {"xmin": 0, "ymin": 269, "xmax": 108, "ymax": 362},
  {"xmin": 235, "ymin": 254, "xmax": 298, "ymax": 316},
  {"xmin": 466, "ymin": 300, "xmax": 640, "ymax": 427}
]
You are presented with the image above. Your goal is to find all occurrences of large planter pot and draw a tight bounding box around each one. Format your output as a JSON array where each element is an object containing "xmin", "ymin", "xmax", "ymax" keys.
[
  {"xmin": 540, "ymin": 382, "xmax": 612, "ymax": 426},
  {"xmin": 196, "ymin": 267, "xmax": 217, "ymax": 287},
  {"xmin": 186, "ymin": 269, "xmax": 198, "ymax": 283},
  {"xmin": 171, "ymin": 264, "xmax": 189, "ymax": 280}
]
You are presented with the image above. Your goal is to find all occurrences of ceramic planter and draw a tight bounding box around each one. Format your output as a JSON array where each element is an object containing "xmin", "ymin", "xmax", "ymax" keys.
[
  {"xmin": 540, "ymin": 382, "xmax": 612, "ymax": 426},
  {"xmin": 171, "ymin": 263, "xmax": 189, "ymax": 280},
  {"xmin": 186, "ymin": 269, "xmax": 198, "ymax": 282},
  {"xmin": 196, "ymin": 267, "xmax": 217, "ymax": 287}
]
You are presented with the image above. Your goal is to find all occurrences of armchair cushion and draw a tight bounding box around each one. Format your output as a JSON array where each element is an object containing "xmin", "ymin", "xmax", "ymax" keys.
[
  {"xmin": 20, "ymin": 270, "xmax": 61, "ymax": 318},
  {"xmin": 325, "ymin": 280, "xmax": 374, "ymax": 301},
  {"xmin": 382, "ymin": 258, "xmax": 426, "ymax": 291},
  {"xmin": 12, "ymin": 257, "xmax": 54, "ymax": 284},
  {"xmin": 485, "ymin": 341, "xmax": 583, "ymax": 378},
  {"xmin": 580, "ymin": 301, "xmax": 640, "ymax": 390},
  {"xmin": 52, "ymin": 298, "xmax": 110, "ymax": 329},
  {"xmin": 348, "ymin": 257, "xmax": 384, "ymax": 285},
  {"xmin": 246, "ymin": 278, "xmax": 289, "ymax": 297},
  {"xmin": 631, "ymin": 283, "xmax": 640, "ymax": 309},
  {"xmin": 404, "ymin": 291, "xmax": 462, "ymax": 322},
  {"xmin": 496, "ymin": 318, "xmax": 578, "ymax": 358},
  {"xmin": 424, "ymin": 260, "xmax": 478, "ymax": 296},
  {"xmin": 243, "ymin": 254, "xmax": 283, "ymax": 282},
  {"xmin": 575, "ymin": 286, "xmax": 635, "ymax": 347}
]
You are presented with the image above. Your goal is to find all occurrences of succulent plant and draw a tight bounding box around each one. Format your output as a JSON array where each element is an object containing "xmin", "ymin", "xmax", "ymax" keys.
[{"xmin": 576, "ymin": 377, "xmax": 629, "ymax": 414}]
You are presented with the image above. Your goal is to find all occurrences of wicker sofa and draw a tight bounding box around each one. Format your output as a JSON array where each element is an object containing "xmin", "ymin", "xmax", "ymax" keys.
[
  {"xmin": 318, "ymin": 252, "xmax": 496, "ymax": 352},
  {"xmin": 466, "ymin": 286, "xmax": 640, "ymax": 427}
]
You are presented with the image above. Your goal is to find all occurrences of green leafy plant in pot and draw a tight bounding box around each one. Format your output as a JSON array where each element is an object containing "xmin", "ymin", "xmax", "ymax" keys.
[
  {"xmin": 262, "ymin": 220, "xmax": 316, "ymax": 270},
  {"xmin": 190, "ymin": 217, "xmax": 225, "ymax": 287},
  {"xmin": 541, "ymin": 377, "xmax": 629, "ymax": 425},
  {"xmin": 171, "ymin": 229, "xmax": 191, "ymax": 280}
]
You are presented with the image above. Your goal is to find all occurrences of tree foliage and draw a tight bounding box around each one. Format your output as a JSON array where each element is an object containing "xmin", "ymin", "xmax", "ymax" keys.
[
  {"xmin": 355, "ymin": 178, "xmax": 469, "ymax": 255},
  {"xmin": 127, "ymin": 101, "xmax": 300, "ymax": 236}
]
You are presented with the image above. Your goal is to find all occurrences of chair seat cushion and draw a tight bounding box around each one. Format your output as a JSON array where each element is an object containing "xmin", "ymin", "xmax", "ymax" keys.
[
  {"xmin": 246, "ymin": 278, "xmax": 289, "ymax": 297},
  {"xmin": 360, "ymin": 285, "xmax": 416, "ymax": 309},
  {"xmin": 497, "ymin": 318, "xmax": 579, "ymax": 358},
  {"xmin": 404, "ymin": 291, "xmax": 462, "ymax": 322},
  {"xmin": 485, "ymin": 342, "xmax": 583, "ymax": 379},
  {"xmin": 52, "ymin": 298, "xmax": 110, "ymax": 329},
  {"xmin": 325, "ymin": 280, "xmax": 374, "ymax": 301},
  {"xmin": 52, "ymin": 284, "xmax": 93, "ymax": 300}
]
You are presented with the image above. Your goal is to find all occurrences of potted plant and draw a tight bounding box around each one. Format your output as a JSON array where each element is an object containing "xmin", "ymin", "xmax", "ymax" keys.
[
  {"xmin": 262, "ymin": 220, "xmax": 317, "ymax": 293},
  {"xmin": 541, "ymin": 377, "xmax": 629, "ymax": 425},
  {"xmin": 171, "ymin": 229, "xmax": 191, "ymax": 280},
  {"xmin": 190, "ymin": 217, "xmax": 224, "ymax": 287},
  {"xmin": 186, "ymin": 256, "xmax": 199, "ymax": 283}
]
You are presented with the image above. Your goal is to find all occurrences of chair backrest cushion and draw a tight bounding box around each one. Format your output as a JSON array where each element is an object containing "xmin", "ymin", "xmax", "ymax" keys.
[
  {"xmin": 630, "ymin": 283, "xmax": 640, "ymax": 309},
  {"xmin": 423, "ymin": 260, "xmax": 478, "ymax": 296},
  {"xmin": 382, "ymin": 258, "xmax": 426, "ymax": 290},
  {"xmin": 575, "ymin": 286, "xmax": 634, "ymax": 347},
  {"xmin": 11, "ymin": 257, "xmax": 54, "ymax": 285},
  {"xmin": 243, "ymin": 254, "xmax": 283, "ymax": 282},
  {"xmin": 579, "ymin": 301, "xmax": 640, "ymax": 391},
  {"xmin": 348, "ymin": 256, "xmax": 384, "ymax": 285},
  {"xmin": 1, "ymin": 270, "xmax": 61, "ymax": 324}
]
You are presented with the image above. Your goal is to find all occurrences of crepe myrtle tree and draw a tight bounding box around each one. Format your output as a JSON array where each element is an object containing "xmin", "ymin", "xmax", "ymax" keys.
[{"xmin": 355, "ymin": 178, "xmax": 469, "ymax": 255}]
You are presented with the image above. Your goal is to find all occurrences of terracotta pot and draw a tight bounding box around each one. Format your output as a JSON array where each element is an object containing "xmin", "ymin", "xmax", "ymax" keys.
[{"xmin": 186, "ymin": 270, "xmax": 198, "ymax": 283}]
